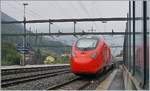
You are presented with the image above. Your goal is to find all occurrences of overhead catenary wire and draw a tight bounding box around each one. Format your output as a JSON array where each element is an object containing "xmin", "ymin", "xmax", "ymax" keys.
[
  {"xmin": 78, "ymin": 1, "xmax": 101, "ymax": 32},
  {"xmin": 14, "ymin": 0, "xmax": 44, "ymax": 19},
  {"xmin": 14, "ymin": 1, "xmax": 61, "ymax": 41}
]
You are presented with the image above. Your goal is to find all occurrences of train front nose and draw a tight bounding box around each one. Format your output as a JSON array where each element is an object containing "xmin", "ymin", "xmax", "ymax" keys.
[{"xmin": 71, "ymin": 57, "xmax": 99, "ymax": 74}]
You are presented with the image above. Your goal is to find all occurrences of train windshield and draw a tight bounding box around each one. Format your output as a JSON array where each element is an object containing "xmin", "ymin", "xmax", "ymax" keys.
[{"xmin": 76, "ymin": 38, "xmax": 98, "ymax": 50}]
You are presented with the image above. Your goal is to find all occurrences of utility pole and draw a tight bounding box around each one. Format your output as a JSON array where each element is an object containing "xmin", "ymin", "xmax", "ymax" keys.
[{"xmin": 22, "ymin": 3, "xmax": 28, "ymax": 66}]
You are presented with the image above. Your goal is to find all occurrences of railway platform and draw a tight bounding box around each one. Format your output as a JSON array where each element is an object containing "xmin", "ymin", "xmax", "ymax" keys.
[
  {"xmin": 96, "ymin": 66, "xmax": 124, "ymax": 90},
  {"xmin": 1, "ymin": 64, "xmax": 69, "ymax": 70}
]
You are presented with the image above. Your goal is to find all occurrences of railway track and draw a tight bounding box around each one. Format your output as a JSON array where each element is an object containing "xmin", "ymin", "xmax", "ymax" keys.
[
  {"xmin": 1, "ymin": 65, "xmax": 71, "ymax": 88},
  {"xmin": 2, "ymin": 64, "xmax": 114, "ymax": 90},
  {"xmin": 47, "ymin": 77, "xmax": 91, "ymax": 90},
  {"xmin": 47, "ymin": 67, "xmax": 114, "ymax": 90},
  {"xmin": 2, "ymin": 69, "xmax": 70, "ymax": 88}
]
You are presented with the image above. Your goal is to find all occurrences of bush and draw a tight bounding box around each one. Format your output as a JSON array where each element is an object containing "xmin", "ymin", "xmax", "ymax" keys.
[{"xmin": 1, "ymin": 42, "xmax": 21, "ymax": 65}]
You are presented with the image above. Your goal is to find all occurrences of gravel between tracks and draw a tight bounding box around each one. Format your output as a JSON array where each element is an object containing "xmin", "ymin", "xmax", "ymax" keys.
[
  {"xmin": 84, "ymin": 78, "xmax": 102, "ymax": 90},
  {"xmin": 2, "ymin": 68, "xmax": 69, "ymax": 80},
  {"xmin": 84, "ymin": 70, "xmax": 113, "ymax": 90},
  {"xmin": 2, "ymin": 73, "xmax": 76, "ymax": 90},
  {"xmin": 2, "ymin": 68, "xmax": 114, "ymax": 90}
]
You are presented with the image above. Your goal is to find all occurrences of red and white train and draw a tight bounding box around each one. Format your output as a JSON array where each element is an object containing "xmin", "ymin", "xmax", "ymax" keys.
[{"xmin": 69, "ymin": 37, "xmax": 111, "ymax": 75}]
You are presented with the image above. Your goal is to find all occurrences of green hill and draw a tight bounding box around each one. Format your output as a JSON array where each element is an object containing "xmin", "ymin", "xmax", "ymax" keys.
[
  {"xmin": 1, "ymin": 12, "xmax": 71, "ymax": 65},
  {"xmin": 1, "ymin": 12, "xmax": 69, "ymax": 55}
]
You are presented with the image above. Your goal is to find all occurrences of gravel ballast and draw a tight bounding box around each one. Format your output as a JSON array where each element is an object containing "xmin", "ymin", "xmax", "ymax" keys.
[{"xmin": 2, "ymin": 73, "xmax": 76, "ymax": 90}]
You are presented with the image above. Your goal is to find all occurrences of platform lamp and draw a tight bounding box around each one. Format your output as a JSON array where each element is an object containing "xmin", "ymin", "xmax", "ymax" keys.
[{"xmin": 22, "ymin": 3, "xmax": 28, "ymax": 66}]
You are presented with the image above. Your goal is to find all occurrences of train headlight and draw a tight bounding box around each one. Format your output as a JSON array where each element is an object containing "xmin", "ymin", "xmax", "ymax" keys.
[
  {"xmin": 91, "ymin": 53, "xmax": 96, "ymax": 59},
  {"xmin": 72, "ymin": 52, "xmax": 76, "ymax": 58}
]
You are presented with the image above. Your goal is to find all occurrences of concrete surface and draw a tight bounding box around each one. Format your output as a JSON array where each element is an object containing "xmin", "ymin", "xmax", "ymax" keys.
[
  {"xmin": 96, "ymin": 67, "xmax": 124, "ymax": 90},
  {"xmin": 108, "ymin": 68, "xmax": 124, "ymax": 90}
]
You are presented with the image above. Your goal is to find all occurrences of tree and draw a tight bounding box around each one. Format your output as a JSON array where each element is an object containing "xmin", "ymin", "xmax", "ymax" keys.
[{"xmin": 1, "ymin": 42, "xmax": 21, "ymax": 65}]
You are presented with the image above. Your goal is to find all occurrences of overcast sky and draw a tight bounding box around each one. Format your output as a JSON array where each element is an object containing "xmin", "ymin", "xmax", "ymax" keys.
[
  {"xmin": 2, "ymin": 1, "xmax": 129, "ymax": 55},
  {"xmin": 1, "ymin": 1, "xmax": 129, "ymax": 33}
]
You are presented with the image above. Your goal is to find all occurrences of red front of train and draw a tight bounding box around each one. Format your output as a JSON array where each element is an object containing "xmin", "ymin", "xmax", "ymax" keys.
[{"xmin": 69, "ymin": 37, "xmax": 111, "ymax": 75}]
